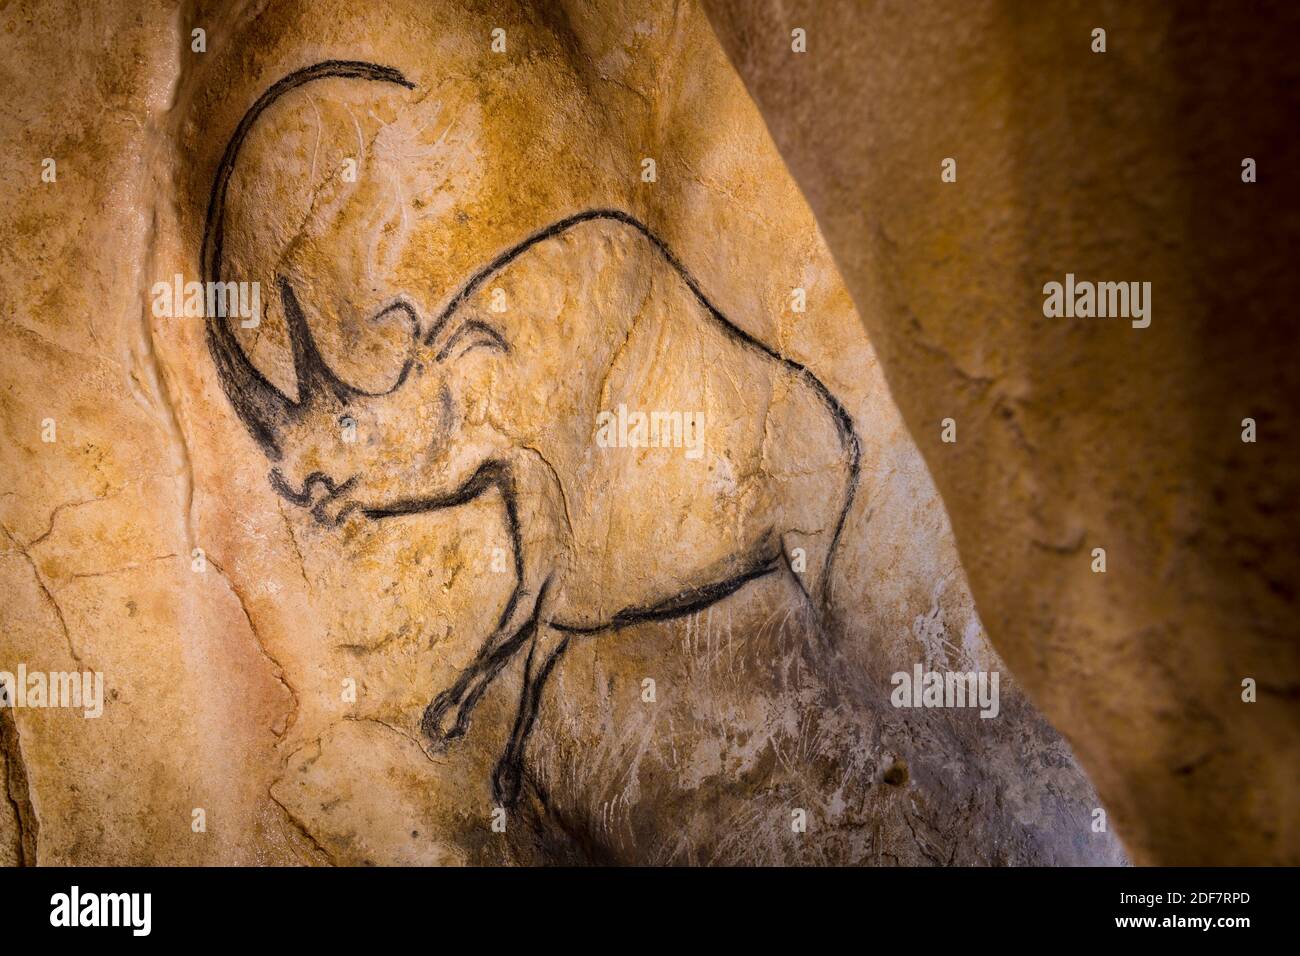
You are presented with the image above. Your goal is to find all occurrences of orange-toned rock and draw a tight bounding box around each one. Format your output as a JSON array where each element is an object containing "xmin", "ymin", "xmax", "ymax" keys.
[{"xmin": 0, "ymin": 0, "xmax": 1126, "ymax": 865}]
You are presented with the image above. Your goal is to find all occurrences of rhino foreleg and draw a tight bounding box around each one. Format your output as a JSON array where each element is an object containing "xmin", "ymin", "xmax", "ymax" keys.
[
  {"xmin": 421, "ymin": 572, "xmax": 553, "ymax": 746},
  {"xmin": 416, "ymin": 455, "xmax": 559, "ymax": 749},
  {"xmin": 420, "ymin": 608, "xmax": 538, "ymax": 746}
]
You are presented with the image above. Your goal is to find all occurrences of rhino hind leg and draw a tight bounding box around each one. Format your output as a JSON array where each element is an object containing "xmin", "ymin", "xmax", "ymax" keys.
[
  {"xmin": 780, "ymin": 521, "xmax": 842, "ymax": 642},
  {"xmin": 492, "ymin": 624, "xmax": 571, "ymax": 806}
]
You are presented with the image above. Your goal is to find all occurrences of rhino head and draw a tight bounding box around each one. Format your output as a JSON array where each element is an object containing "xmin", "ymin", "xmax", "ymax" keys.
[{"xmin": 201, "ymin": 60, "xmax": 510, "ymax": 525}]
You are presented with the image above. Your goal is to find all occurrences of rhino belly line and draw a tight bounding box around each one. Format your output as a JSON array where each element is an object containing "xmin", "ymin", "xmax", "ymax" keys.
[{"xmin": 547, "ymin": 552, "xmax": 783, "ymax": 636}]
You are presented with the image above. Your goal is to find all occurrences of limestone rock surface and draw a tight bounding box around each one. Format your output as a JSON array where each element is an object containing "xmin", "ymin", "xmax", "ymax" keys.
[
  {"xmin": 0, "ymin": 0, "xmax": 1128, "ymax": 865},
  {"xmin": 702, "ymin": 0, "xmax": 1300, "ymax": 864}
]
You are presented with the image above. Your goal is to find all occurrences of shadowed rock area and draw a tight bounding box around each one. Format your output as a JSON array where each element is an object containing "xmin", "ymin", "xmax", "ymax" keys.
[{"xmin": 702, "ymin": 0, "xmax": 1300, "ymax": 864}]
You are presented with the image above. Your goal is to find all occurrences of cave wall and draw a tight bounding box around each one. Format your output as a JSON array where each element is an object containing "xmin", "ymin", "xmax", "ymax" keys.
[
  {"xmin": 701, "ymin": 0, "xmax": 1300, "ymax": 864},
  {"xmin": 0, "ymin": 0, "xmax": 1130, "ymax": 865}
]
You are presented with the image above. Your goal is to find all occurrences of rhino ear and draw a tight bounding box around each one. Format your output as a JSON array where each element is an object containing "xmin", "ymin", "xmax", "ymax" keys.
[
  {"xmin": 436, "ymin": 319, "xmax": 510, "ymax": 362},
  {"xmin": 329, "ymin": 297, "xmax": 423, "ymax": 396},
  {"xmin": 372, "ymin": 298, "xmax": 422, "ymax": 394},
  {"xmin": 374, "ymin": 297, "xmax": 421, "ymax": 344}
]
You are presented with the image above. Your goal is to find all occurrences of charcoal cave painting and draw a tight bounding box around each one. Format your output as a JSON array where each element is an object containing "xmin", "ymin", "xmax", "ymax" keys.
[{"xmin": 203, "ymin": 61, "xmax": 860, "ymax": 805}]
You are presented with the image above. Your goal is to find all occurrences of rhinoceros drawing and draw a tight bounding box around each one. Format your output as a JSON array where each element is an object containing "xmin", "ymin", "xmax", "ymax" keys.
[{"xmin": 202, "ymin": 61, "xmax": 860, "ymax": 805}]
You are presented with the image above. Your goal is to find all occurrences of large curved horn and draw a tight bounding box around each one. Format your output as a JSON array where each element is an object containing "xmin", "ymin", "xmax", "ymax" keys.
[{"xmin": 200, "ymin": 60, "xmax": 415, "ymax": 458}]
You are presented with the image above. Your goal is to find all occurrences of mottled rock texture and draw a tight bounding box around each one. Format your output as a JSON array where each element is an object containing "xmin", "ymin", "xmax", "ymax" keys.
[
  {"xmin": 702, "ymin": 0, "xmax": 1300, "ymax": 864},
  {"xmin": 0, "ymin": 0, "xmax": 1135, "ymax": 865}
]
